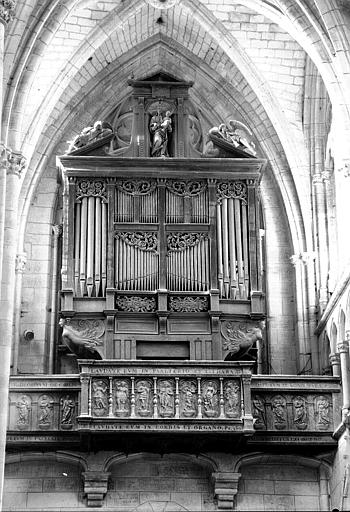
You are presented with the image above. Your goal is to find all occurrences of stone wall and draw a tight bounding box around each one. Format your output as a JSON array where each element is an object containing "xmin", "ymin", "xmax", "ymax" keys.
[{"xmin": 236, "ymin": 462, "xmax": 321, "ymax": 511}]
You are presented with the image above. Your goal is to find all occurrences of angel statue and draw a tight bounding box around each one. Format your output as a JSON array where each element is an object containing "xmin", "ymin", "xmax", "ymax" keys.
[
  {"xmin": 59, "ymin": 317, "xmax": 103, "ymax": 359},
  {"xmin": 207, "ymin": 119, "xmax": 256, "ymax": 156},
  {"xmin": 221, "ymin": 320, "xmax": 265, "ymax": 360}
]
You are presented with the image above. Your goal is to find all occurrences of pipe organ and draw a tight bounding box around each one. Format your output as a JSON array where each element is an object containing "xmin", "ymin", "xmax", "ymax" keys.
[{"xmin": 58, "ymin": 74, "xmax": 266, "ymax": 367}]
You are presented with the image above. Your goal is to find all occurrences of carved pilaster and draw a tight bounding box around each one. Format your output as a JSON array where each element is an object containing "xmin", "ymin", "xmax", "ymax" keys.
[
  {"xmin": 82, "ymin": 471, "xmax": 110, "ymax": 508},
  {"xmin": 0, "ymin": 0, "xmax": 16, "ymax": 24},
  {"xmin": 212, "ymin": 471, "xmax": 241, "ymax": 510},
  {"xmin": 15, "ymin": 252, "xmax": 26, "ymax": 273}
]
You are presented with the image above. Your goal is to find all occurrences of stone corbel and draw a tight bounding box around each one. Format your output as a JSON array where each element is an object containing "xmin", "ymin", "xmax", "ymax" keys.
[
  {"xmin": 82, "ymin": 471, "xmax": 110, "ymax": 507},
  {"xmin": 212, "ymin": 471, "xmax": 241, "ymax": 510}
]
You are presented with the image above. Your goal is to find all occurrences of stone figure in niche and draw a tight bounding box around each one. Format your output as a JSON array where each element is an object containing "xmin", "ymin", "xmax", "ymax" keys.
[
  {"xmin": 202, "ymin": 380, "xmax": 218, "ymax": 416},
  {"xmin": 150, "ymin": 110, "xmax": 172, "ymax": 157},
  {"xmin": 60, "ymin": 395, "xmax": 75, "ymax": 426},
  {"xmin": 16, "ymin": 395, "xmax": 31, "ymax": 427},
  {"xmin": 136, "ymin": 380, "xmax": 151, "ymax": 415},
  {"xmin": 158, "ymin": 380, "xmax": 174, "ymax": 416},
  {"xmin": 271, "ymin": 395, "xmax": 287, "ymax": 429},
  {"xmin": 59, "ymin": 318, "xmax": 102, "ymax": 359},
  {"xmin": 67, "ymin": 120, "xmax": 113, "ymax": 153},
  {"xmin": 293, "ymin": 396, "xmax": 308, "ymax": 430},
  {"xmin": 315, "ymin": 396, "xmax": 330, "ymax": 428},
  {"xmin": 92, "ymin": 380, "xmax": 108, "ymax": 416},
  {"xmin": 38, "ymin": 395, "xmax": 54, "ymax": 426},
  {"xmin": 221, "ymin": 320, "xmax": 265, "ymax": 360},
  {"xmin": 115, "ymin": 380, "xmax": 129, "ymax": 414},
  {"xmin": 224, "ymin": 381, "xmax": 240, "ymax": 417},
  {"xmin": 252, "ymin": 395, "xmax": 266, "ymax": 429},
  {"xmin": 180, "ymin": 381, "xmax": 197, "ymax": 417}
]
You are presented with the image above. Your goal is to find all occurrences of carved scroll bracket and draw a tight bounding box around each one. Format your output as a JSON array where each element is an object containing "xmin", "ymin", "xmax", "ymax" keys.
[
  {"xmin": 116, "ymin": 179, "xmax": 156, "ymax": 196},
  {"xmin": 216, "ymin": 181, "xmax": 247, "ymax": 205},
  {"xmin": 75, "ymin": 180, "xmax": 107, "ymax": 202},
  {"xmin": 165, "ymin": 179, "xmax": 207, "ymax": 197},
  {"xmin": 167, "ymin": 232, "xmax": 208, "ymax": 252}
]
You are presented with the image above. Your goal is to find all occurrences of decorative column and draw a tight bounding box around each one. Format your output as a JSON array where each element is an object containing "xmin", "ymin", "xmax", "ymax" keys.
[
  {"xmin": 337, "ymin": 337, "xmax": 350, "ymax": 424},
  {"xmin": 0, "ymin": 149, "xmax": 26, "ymax": 508},
  {"xmin": 12, "ymin": 252, "xmax": 27, "ymax": 375},
  {"xmin": 48, "ymin": 225, "xmax": 62, "ymax": 373},
  {"xmin": 212, "ymin": 471, "xmax": 241, "ymax": 510},
  {"xmin": 329, "ymin": 352, "xmax": 341, "ymax": 377},
  {"xmin": 312, "ymin": 173, "xmax": 329, "ymax": 312},
  {"xmin": 0, "ymin": 2, "xmax": 16, "ymax": 284}
]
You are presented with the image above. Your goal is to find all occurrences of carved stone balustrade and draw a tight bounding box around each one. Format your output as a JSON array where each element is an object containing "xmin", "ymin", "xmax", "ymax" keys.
[
  {"xmin": 249, "ymin": 375, "xmax": 341, "ymax": 446},
  {"xmin": 77, "ymin": 361, "xmax": 255, "ymax": 435}
]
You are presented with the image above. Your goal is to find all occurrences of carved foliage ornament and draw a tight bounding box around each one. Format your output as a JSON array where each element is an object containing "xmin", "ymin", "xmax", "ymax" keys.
[
  {"xmin": 146, "ymin": 0, "xmax": 179, "ymax": 8},
  {"xmin": 116, "ymin": 179, "xmax": 156, "ymax": 196},
  {"xmin": 115, "ymin": 232, "xmax": 158, "ymax": 253},
  {"xmin": 165, "ymin": 180, "xmax": 207, "ymax": 197},
  {"xmin": 76, "ymin": 180, "xmax": 107, "ymax": 202},
  {"xmin": 216, "ymin": 181, "xmax": 247, "ymax": 204},
  {"xmin": 169, "ymin": 296, "xmax": 208, "ymax": 312},
  {"xmin": 167, "ymin": 232, "xmax": 208, "ymax": 252},
  {"xmin": 0, "ymin": 0, "xmax": 16, "ymax": 24},
  {"xmin": 116, "ymin": 295, "xmax": 156, "ymax": 312}
]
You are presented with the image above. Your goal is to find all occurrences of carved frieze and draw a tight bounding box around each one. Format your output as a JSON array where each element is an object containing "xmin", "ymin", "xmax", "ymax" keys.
[
  {"xmin": 224, "ymin": 381, "xmax": 240, "ymax": 418},
  {"xmin": 38, "ymin": 394, "xmax": 54, "ymax": 429},
  {"xmin": 167, "ymin": 232, "xmax": 208, "ymax": 252},
  {"xmin": 76, "ymin": 179, "xmax": 107, "ymax": 202},
  {"xmin": 116, "ymin": 179, "xmax": 157, "ymax": 196},
  {"xmin": 114, "ymin": 379, "xmax": 130, "ymax": 416},
  {"xmin": 165, "ymin": 180, "xmax": 207, "ymax": 197},
  {"xmin": 114, "ymin": 232, "xmax": 158, "ymax": 252},
  {"xmin": 158, "ymin": 379, "xmax": 175, "ymax": 417},
  {"xmin": 202, "ymin": 380, "xmax": 219, "ymax": 417},
  {"xmin": 293, "ymin": 395, "xmax": 308, "ymax": 430},
  {"xmin": 16, "ymin": 395, "xmax": 31, "ymax": 430},
  {"xmin": 216, "ymin": 181, "xmax": 247, "ymax": 204},
  {"xmin": 169, "ymin": 296, "xmax": 208, "ymax": 312},
  {"xmin": 116, "ymin": 295, "xmax": 156, "ymax": 312},
  {"xmin": 271, "ymin": 395, "xmax": 287, "ymax": 430},
  {"xmin": 91, "ymin": 380, "xmax": 108, "ymax": 417},
  {"xmin": 252, "ymin": 395, "xmax": 266, "ymax": 429},
  {"xmin": 135, "ymin": 379, "xmax": 153, "ymax": 416},
  {"xmin": 60, "ymin": 395, "xmax": 75, "ymax": 429},
  {"xmin": 179, "ymin": 380, "xmax": 197, "ymax": 417}
]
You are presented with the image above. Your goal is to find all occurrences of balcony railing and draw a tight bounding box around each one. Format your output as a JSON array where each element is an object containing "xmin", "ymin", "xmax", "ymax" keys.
[{"xmin": 7, "ymin": 368, "xmax": 341, "ymax": 445}]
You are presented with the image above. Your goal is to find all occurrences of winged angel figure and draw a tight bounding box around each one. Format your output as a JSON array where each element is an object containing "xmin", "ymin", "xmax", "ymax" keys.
[
  {"xmin": 221, "ymin": 320, "xmax": 265, "ymax": 360},
  {"xmin": 59, "ymin": 318, "xmax": 104, "ymax": 359},
  {"xmin": 208, "ymin": 119, "xmax": 256, "ymax": 156}
]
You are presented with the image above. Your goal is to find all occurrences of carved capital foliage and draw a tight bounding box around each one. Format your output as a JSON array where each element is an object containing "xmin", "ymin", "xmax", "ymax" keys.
[
  {"xmin": 15, "ymin": 253, "xmax": 27, "ymax": 273},
  {"xmin": 169, "ymin": 296, "xmax": 208, "ymax": 312},
  {"xmin": 0, "ymin": 0, "xmax": 16, "ymax": 24},
  {"xmin": 52, "ymin": 224, "xmax": 63, "ymax": 238},
  {"xmin": 83, "ymin": 471, "xmax": 110, "ymax": 508},
  {"xmin": 312, "ymin": 173, "xmax": 323, "ymax": 186},
  {"xmin": 165, "ymin": 179, "xmax": 207, "ymax": 197},
  {"xmin": 76, "ymin": 179, "xmax": 107, "ymax": 202},
  {"xmin": 216, "ymin": 181, "xmax": 247, "ymax": 204},
  {"xmin": 114, "ymin": 231, "xmax": 158, "ymax": 253},
  {"xmin": 167, "ymin": 232, "xmax": 208, "ymax": 252},
  {"xmin": 212, "ymin": 471, "xmax": 241, "ymax": 510},
  {"xmin": 0, "ymin": 145, "xmax": 26, "ymax": 177},
  {"xmin": 329, "ymin": 352, "xmax": 340, "ymax": 365},
  {"xmin": 116, "ymin": 179, "xmax": 156, "ymax": 196},
  {"xmin": 337, "ymin": 340, "xmax": 349, "ymax": 353},
  {"xmin": 116, "ymin": 295, "xmax": 156, "ymax": 312}
]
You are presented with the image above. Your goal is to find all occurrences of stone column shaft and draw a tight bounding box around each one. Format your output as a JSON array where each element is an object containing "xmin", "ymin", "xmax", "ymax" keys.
[
  {"xmin": 12, "ymin": 252, "xmax": 26, "ymax": 374},
  {"xmin": 0, "ymin": 147, "xmax": 25, "ymax": 509},
  {"xmin": 337, "ymin": 338, "xmax": 350, "ymax": 418}
]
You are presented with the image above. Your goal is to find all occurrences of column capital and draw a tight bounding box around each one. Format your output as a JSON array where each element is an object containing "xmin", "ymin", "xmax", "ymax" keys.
[
  {"xmin": 15, "ymin": 253, "xmax": 27, "ymax": 273},
  {"xmin": 329, "ymin": 352, "xmax": 340, "ymax": 364},
  {"xmin": 212, "ymin": 471, "xmax": 241, "ymax": 510},
  {"xmin": 0, "ymin": 0, "xmax": 16, "ymax": 25},
  {"xmin": 312, "ymin": 173, "xmax": 323, "ymax": 185},
  {"xmin": 52, "ymin": 224, "xmax": 63, "ymax": 238},
  {"xmin": 337, "ymin": 340, "xmax": 349, "ymax": 353},
  {"xmin": 0, "ymin": 144, "xmax": 26, "ymax": 177}
]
